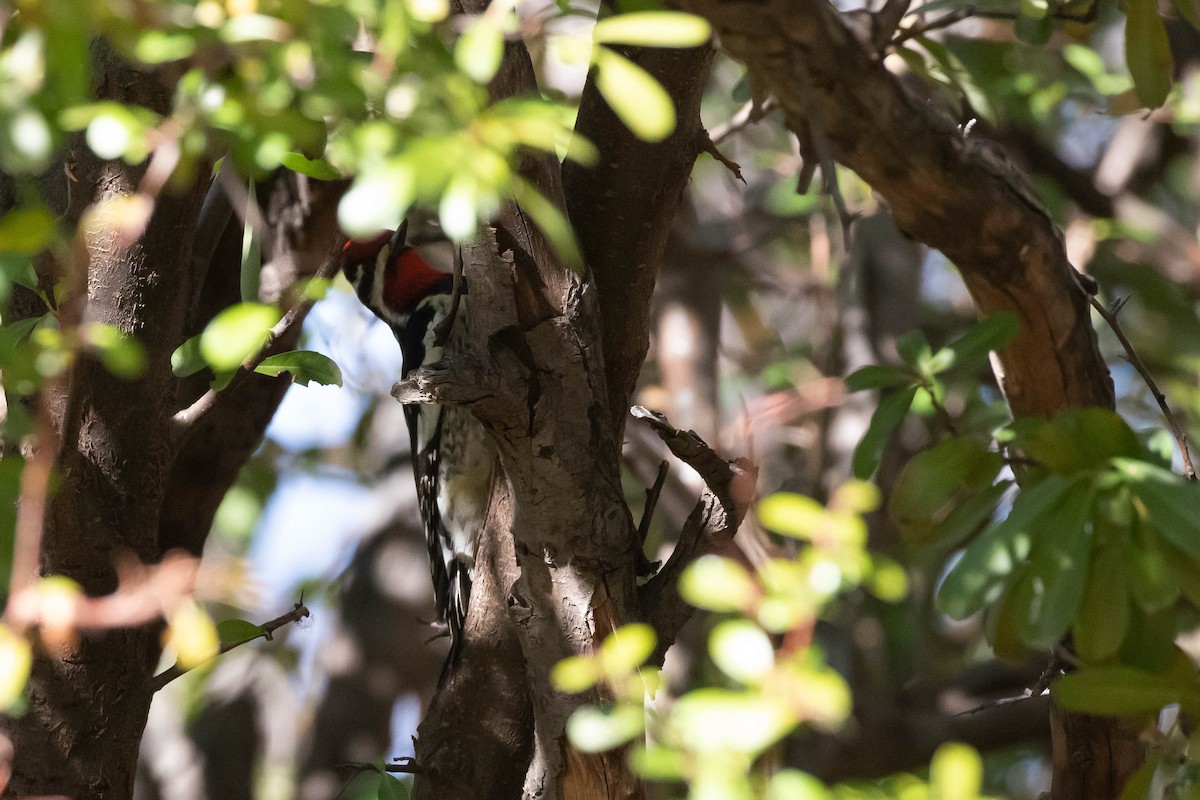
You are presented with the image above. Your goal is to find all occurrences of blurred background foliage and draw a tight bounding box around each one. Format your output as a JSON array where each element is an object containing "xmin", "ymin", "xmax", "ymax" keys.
[{"xmin": 2, "ymin": 0, "xmax": 1200, "ymax": 798}]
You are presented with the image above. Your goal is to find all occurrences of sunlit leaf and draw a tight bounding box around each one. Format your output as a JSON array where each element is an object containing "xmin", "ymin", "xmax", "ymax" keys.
[
  {"xmin": 566, "ymin": 705, "xmax": 645, "ymax": 753},
  {"xmin": 254, "ymin": 350, "xmax": 343, "ymax": 386},
  {"xmin": 599, "ymin": 623, "xmax": 656, "ymax": 677},
  {"xmin": 765, "ymin": 770, "xmax": 832, "ymax": 800},
  {"xmin": 828, "ymin": 480, "xmax": 880, "ymax": 515},
  {"xmin": 679, "ymin": 555, "xmax": 758, "ymax": 612},
  {"xmin": 0, "ymin": 208, "xmax": 56, "ymax": 254},
  {"xmin": 199, "ymin": 303, "xmax": 281, "ymax": 372},
  {"xmin": 1005, "ymin": 479, "xmax": 1095, "ymax": 649},
  {"xmin": 937, "ymin": 475, "xmax": 1070, "ymax": 620},
  {"xmin": 668, "ymin": 689, "xmax": 794, "ymax": 754},
  {"xmin": 758, "ymin": 493, "xmax": 825, "ymax": 540},
  {"xmin": 172, "ymin": 334, "xmax": 207, "ymax": 378},
  {"xmin": 592, "ymin": 12, "xmax": 712, "ymax": 47},
  {"xmin": 84, "ymin": 323, "xmax": 146, "ymax": 379},
  {"xmin": 552, "ymin": 655, "xmax": 601, "ymax": 693},
  {"xmin": 338, "ymin": 167, "xmax": 415, "ymax": 238},
  {"xmin": 628, "ymin": 745, "xmax": 686, "ymax": 781},
  {"xmin": 929, "ymin": 742, "xmax": 982, "ymax": 800},
  {"xmin": 456, "ymin": 18, "xmax": 505, "ymax": 84},
  {"xmin": 280, "ymin": 152, "xmax": 341, "ymax": 181},
  {"xmin": 1117, "ymin": 458, "xmax": 1200, "ymax": 561},
  {"xmin": 709, "ymin": 621, "xmax": 774, "ymax": 683},
  {"xmin": 165, "ymin": 601, "xmax": 220, "ymax": 668},
  {"xmin": 439, "ymin": 171, "xmax": 479, "ymax": 241},
  {"xmin": 593, "ymin": 47, "xmax": 675, "ymax": 143},
  {"xmin": 867, "ymin": 557, "xmax": 909, "ymax": 603}
]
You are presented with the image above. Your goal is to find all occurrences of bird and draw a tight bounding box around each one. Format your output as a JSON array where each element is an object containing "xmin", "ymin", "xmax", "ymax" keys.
[{"xmin": 341, "ymin": 224, "xmax": 495, "ymax": 656}]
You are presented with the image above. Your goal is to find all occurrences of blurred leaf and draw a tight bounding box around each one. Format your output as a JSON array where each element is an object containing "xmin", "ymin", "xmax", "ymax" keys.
[
  {"xmin": 867, "ymin": 557, "xmax": 909, "ymax": 603},
  {"xmin": 508, "ymin": 177, "xmax": 583, "ymax": 269},
  {"xmin": 852, "ymin": 386, "xmax": 917, "ymax": 480},
  {"xmin": 896, "ymin": 330, "xmax": 931, "ymax": 367},
  {"xmin": 338, "ymin": 167, "xmax": 414, "ymax": 239},
  {"xmin": 378, "ymin": 774, "xmax": 410, "ymax": 800},
  {"xmin": 1125, "ymin": 519, "xmax": 1179, "ymax": 613},
  {"xmin": 828, "ymin": 481, "xmax": 880, "ymax": 515},
  {"xmin": 592, "ymin": 12, "xmax": 712, "ymax": 47},
  {"xmin": 594, "ymin": 47, "xmax": 675, "ymax": 143},
  {"xmin": 668, "ymin": 689, "xmax": 794, "ymax": 754},
  {"xmin": 552, "ymin": 655, "xmax": 601, "ymax": 693},
  {"xmin": 629, "ymin": 745, "xmax": 686, "ymax": 781},
  {"xmin": 84, "ymin": 323, "xmax": 146, "ymax": 379},
  {"xmin": 0, "ymin": 208, "xmax": 56, "ymax": 254},
  {"xmin": 1126, "ymin": 0, "xmax": 1173, "ymax": 108},
  {"xmin": 165, "ymin": 601, "xmax": 220, "ymax": 668},
  {"xmin": 709, "ymin": 620, "xmax": 774, "ymax": 683},
  {"xmin": 1173, "ymin": 0, "xmax": 1199, "ymax": 26},
  {"xmin": 0, "ymin": 624, "xmax": 31, "ymax": 711},
  {"xmin": 439, "ymin": 171, "xmax": 479, "ymax": 241},
  {"xmin": 680, "ymin": 555, "xmax": 758, "ymax": 612},
  {"xmin": 1117, "ymin": 757, "xmax": 1159, "ymax": 800},
  {"xmin": 758, "ymin": 493, "xmax": 825, "ymax": 540},
  {"xmin": 216, "ymin": 618, "xmax": 263, "ymax": 644},
  {"xmin": 843, "ymin": 364, "xmax": 913, "ymax": 392},
  {"xmin": 599, "ymin": 623, "xmax": 656, "ymax": 677},
  {"xmin": 254, "ymin": 350, "xmax": 343, "ymax": 386},
  {"xmin": 765, "ymin": 770, "xmax": 832, "ymax": 800},
  {"xmin": 456, "ymin": 18, "xmax": 505, "ymax": 84},
  {"xmin": 566, "ymin": 705, "xmax": 645, "ymax": 753},
  {"xmin": 929, "ymin": 742, "xmax": 982, "ymax": 800},
  {"xmin": 199, "ymin": 303, "xmax": 281, "ymax": 372},
  {"xmin": 937, "ymin": 475, "xmax": 1070, "ymax": 619},
  {"xmin": 172, "ymin": 334, "xmax": 207, "ymax": 378},
  {"xmin": 1053, "ymin": 666, "xmax": 1182, "ymax": 715},
  {"xmin": 241, "ymin": 181, "xmax": 261, "ymax": 302},
  {"xmin": 280, "ymin": 152, "xmax": 341, "ymax": 181}
]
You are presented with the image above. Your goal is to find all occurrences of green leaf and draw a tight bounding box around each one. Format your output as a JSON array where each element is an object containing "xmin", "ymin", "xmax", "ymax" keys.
[
  {"xmin": 709, "ymin": 621, "xmax": 774, "ymax": 683},
  {"xmin": 84, "ymin": 323, "xmax": 146, "ymax": 379},
  {"xmin": 668, "ymin": 689, "xmax": 796, "ymax": 754},
  {"xmin": 888, "ymin": 438, "xmax": 1003, "ymax": 544},
  {"xmin": 1072, "ymin": 538, "xmax": 1130, "ymax": 663},
  {"xmin": 216, "ymin": 618, "xmax": 264, "ymax": 644},
  {"xmin": 1011, "ymin": 409, "xmax": 1144, "ymax": 475},
  {"xmin": 199, "ymin": 303, "xmax": 281, "ymax": 372},
  {"xmin": 279, "ymin": 152, "xmax": 341, "ymax": 181},
  {"xmin": 937, "ymin": 475, "xmax": 1070, "ymax": 620},
  {"xmin": 593, "ymin": 47, "xmax": 675, "ymax": 143},
  {"xmin": 852, "ymin": 386, "xmax": 917, "ymax": 480},
  {"xmin": 765, "ymin": 770, "xmax": 832, "ymax": 800},
  {"xmin": 896, "ymin": 330, "xmax": 931, "ymax": 368},
  {"xmin": 843, "ymin": 364, "xmax": 913, "ymax": 392},
  {"xmin": 378, "ymin": 774, "xmax": 410, "ymax": 800},
  {"xmin": 551, "ymin": 655, "xmax": 601, "ymax": 693},
  {"xmin": 566, "ymin": 705, "xmax": 645, "ymax": 753},
  {"xmin": 172, "ymin": 334, "xmax": 207, "ymax": 378},
  {"xmin": 241, "ymin": 181, "xmax": 261, "ymax": 303},
  {"xmin": 1117, "ymin": 757, "xmax": 1159, "ymax": 800},
  {"xmin": 599, "ymin": 623, "xmax": 656, "ymax": 677},
  {"xmin": 629, "ymin": 745, "xmax": 686, "ymax": 781},
  {"xmin": 1125, "ymin": 520, "xmax": 1179, "ymax": 613},
  {"xmin": 1126, "ymin": 0, "xmax": 1174, "ymax": 108},
  {"xmin": 1053, "ymin": 666, "xmax": 1181, "ymax": 715},
  {"xmin": 1172, "ymin": 0, "xmax": 1199, "ymax": 27},
  {"xmin": 1006, "ymin": 480, "xmax": 1095, "ymax": 649},
  {"xmin": 254, "ymin": 351, "xmax": 343, "ymax": 387},
  {"xmin": 1117, "ymin": 459, "xmax": 1200, "ymax": 561},
  {"xmin": 439, "ymin": 171, "xmax": 479, "ymax": 241},
  {"xmin": 508, "ymin": 177, "xmax": 583, "ymax": 270},
  {"xmin": 455, "ymin": 18, "xmax": 505, "ymax": 84},
  {"xmin": 946, "ymin": 312, "xmax": 1020, "ymax": 368},
  {"xmin": 679, "ymin": 555, "xmax": 758, "ymax": 612},
  {"xmin": 929, "ymin": 743, "xmax": 983, "ymax": 800},
  {"xmin": 592, "ymin": 12, "xmax": 712, "ymax": 47},
  {"xmin": 0, "ymin": 208, "xmax": 56, "ymax": 254}
]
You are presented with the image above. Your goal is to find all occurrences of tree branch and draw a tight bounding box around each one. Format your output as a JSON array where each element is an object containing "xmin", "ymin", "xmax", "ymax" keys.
[
  {"xmin": 149, "ymin": 602, "xmax": 310, "ymax": 692},
  {"xmin": 632, "ymin": 406, "xmax": 758, "ymax": 660}
]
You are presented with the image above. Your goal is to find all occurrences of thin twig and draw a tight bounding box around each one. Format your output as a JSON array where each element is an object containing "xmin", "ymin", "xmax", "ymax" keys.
[
  {"xmin": 701, "ymin": 131, "xmax": 746, "ymax": 183},
  {"xmin": 150, "ymin": 602, "xmax": 310, "ymax": 692},
  {"xmin": 433, "ymin": 244, "xmax": 464, "ymax": 348},
  {"xmin": 1091, "ymin": 295, "xmax": 1197, "ymax": 481},
  {"xmin": 637, "ymin": 461, "xmax": 670, "ymax": 548},
  {"xmin": 892, "ymin": 3, "xmax": 1097, "ymax": 48},
  {"xmin": 710, "ymin": 98, "xmax": 779, "ymax": 145},
  {"xmin": 170, "ymin": 242, "xmax": 343, "ymax": 437}
]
